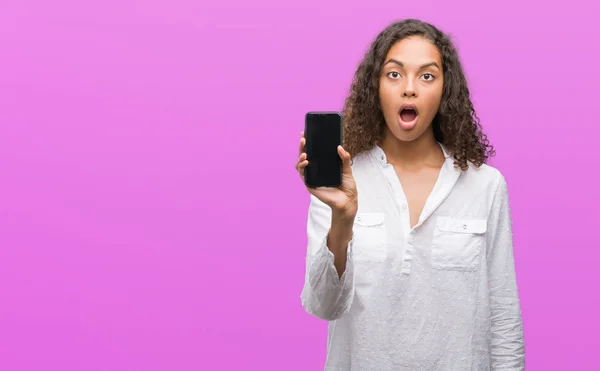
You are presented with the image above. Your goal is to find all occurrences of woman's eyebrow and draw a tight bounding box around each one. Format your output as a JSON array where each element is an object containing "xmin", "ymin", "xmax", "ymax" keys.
[{"xmin": 384, "ymin": 59, "xmax": 440, "ymax": 70}]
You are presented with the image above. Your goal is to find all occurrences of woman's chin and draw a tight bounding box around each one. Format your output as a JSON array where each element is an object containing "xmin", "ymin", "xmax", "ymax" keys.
[
  {"xmin": 398, "ymin": 115, "xmax": 419, "ymax": 131},
  {"xmin": 385, "ymin": 123, "xmax": 431, "ymax": 143}
]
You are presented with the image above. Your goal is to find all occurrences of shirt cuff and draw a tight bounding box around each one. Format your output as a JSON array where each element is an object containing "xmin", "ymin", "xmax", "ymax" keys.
[{"xmin": 314, "ymin": 230, "xmax": 354, "ymax": 286}]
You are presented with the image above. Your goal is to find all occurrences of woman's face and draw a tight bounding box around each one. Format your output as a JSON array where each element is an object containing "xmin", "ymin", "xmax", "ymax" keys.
[{"xmin": 378, "ymin": 36, "xmax": 444, "ymax": 143}]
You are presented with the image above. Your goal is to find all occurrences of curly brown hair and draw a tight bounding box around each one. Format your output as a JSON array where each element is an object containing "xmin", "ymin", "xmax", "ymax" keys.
[{"xmin": 342, "ymin": 19, "xmax": 495, "ymax": 171}]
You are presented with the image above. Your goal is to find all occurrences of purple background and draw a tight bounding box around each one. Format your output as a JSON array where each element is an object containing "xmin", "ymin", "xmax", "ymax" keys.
[{"xmin": 1, "ymin": 0, "xmax": 599, "ymax": 370}]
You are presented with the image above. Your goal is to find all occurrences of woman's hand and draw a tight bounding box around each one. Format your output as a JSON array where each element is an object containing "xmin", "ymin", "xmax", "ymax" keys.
[{"xmin": 296, "ymin": 131, "xmax": 358, "ymax": 218}]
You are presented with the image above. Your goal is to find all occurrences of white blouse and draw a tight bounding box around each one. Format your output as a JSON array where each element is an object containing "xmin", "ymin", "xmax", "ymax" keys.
[{"xmin": 300, "ymin": 143, "xmax": 525, "ymax": 370}]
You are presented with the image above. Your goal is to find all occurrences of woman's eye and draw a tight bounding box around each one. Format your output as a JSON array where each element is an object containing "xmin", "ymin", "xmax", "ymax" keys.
[
  {"xmin": 388, "ymin": 71, "xmax": 401, "ymax": 79},
  {"xmin": 422, "ymin": 73, "xmax": 435, "ymax": 81}
]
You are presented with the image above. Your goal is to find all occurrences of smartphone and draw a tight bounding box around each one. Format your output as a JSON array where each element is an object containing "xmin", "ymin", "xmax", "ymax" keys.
[{"xmin": 304, "ymin": 111, "xmax": 343, "ymax": 188}]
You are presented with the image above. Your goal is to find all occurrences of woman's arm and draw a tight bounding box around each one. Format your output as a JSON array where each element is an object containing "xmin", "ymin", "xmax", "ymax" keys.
[
  {"xmin": 487, "ymin": 173, "xmax": 526, "ymax": 370},
  {"xmin": 300, "ymin": 195, "xmax": 356, "ymax": 321}
]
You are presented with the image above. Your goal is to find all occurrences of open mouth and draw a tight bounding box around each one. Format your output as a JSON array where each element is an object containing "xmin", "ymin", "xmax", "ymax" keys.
[
  {"xmin": 400, "ymin": 108, "xmax": 417, "ymax": 122},
  {"xmin": 398, "ymin": 105, "xmax": 419, "ymax": 130}
]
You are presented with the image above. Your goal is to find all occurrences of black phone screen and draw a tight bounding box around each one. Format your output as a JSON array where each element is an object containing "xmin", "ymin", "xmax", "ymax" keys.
[{"xmin": 304, "ymin": 112, "xmax": 342, "ymax": 188}]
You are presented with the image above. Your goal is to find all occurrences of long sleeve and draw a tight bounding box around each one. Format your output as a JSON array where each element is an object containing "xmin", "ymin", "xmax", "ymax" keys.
[
  {"xmin": 486, "ymin": 174, "xmax": 526, "ymax": 370},
  {"xmin": 300, "ymin": 195, "xmax": 356, "ymax": 321}
]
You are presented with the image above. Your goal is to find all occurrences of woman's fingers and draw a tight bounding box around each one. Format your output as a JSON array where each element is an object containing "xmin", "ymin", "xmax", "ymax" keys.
[
  {"xmin": 338, "ymin": 146, "xmax": 352, "ymax": 173},
  {"xmin": 296, "ymin": 152, "xmax": 308, "ymax": 178},
  {"xmin": 296, "ymin": 132, "xmax": 308, "ymax": 178},
  {"xmin": 298, "ymin": 132, "xmax": 305, "ymax": 156}
]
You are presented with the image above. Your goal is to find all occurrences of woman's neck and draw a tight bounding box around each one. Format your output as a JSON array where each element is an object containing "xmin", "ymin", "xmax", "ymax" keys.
[{"xmin": 379, "ymin": 128, "xmax": 445, "ymax": 169}]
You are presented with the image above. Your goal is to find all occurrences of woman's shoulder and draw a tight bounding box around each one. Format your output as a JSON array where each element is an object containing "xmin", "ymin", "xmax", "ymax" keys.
[
  {"xmin": 349, "ymin": 146, "xmax": 379, "ymax": 168},
  {"xmin": 460, "ymin": 160, "xmax": 509, "ymax": 197},
  {"xmin": 464, "ymin": 161, "xmax": 503, "ymax": 178}
]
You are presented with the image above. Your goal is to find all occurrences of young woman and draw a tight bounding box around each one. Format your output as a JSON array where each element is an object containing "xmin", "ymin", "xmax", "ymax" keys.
[{"xmin": 295, "ymin": 19, "xmax": 525, "ymax": 370}]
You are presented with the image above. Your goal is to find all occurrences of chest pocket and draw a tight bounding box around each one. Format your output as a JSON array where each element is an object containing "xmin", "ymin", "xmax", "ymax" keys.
[
  {"xmin": 431, "ymin": 216, "xmax": 487, "ymax": 271},
  {"xmin": 352, "ymin": 212, "xmax": 387, "ymax": 263}
]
